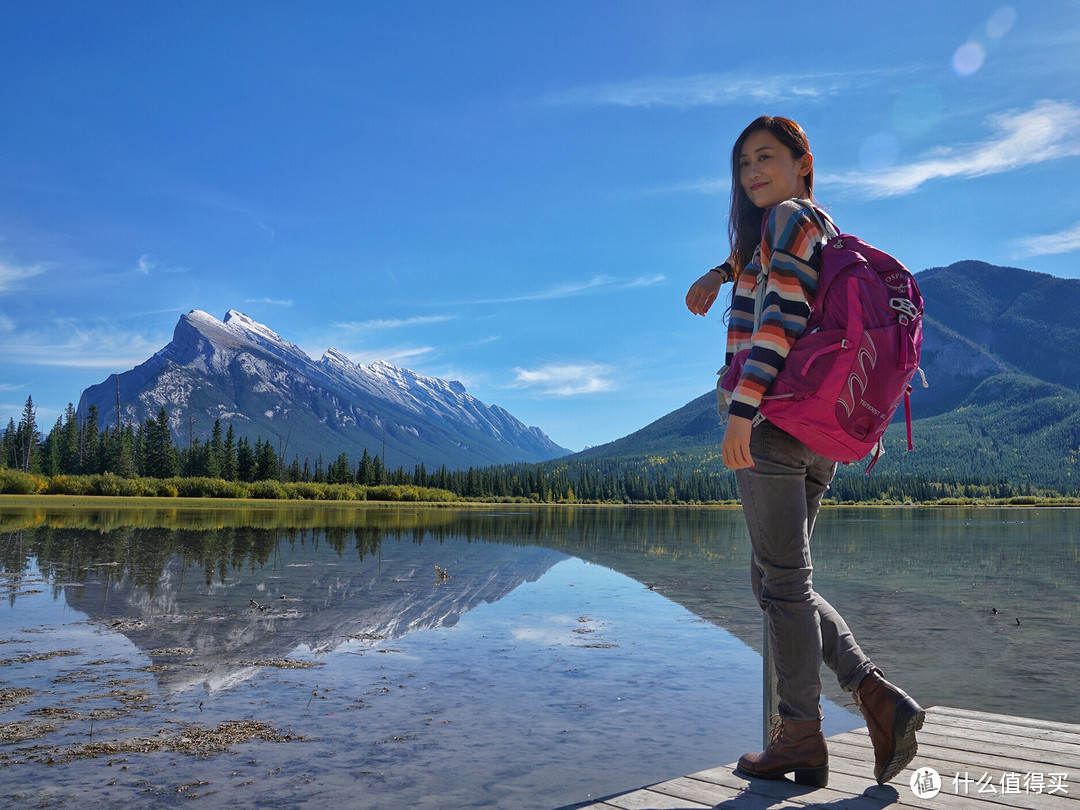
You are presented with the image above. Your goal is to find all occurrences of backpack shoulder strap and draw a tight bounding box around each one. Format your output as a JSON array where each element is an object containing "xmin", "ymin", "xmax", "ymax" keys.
[
  {"xmin": 793, "ymin": 198, "xmax": 839, "ymax": 240},
  {"xmin": 790, "ymin": 199, "xmax": 842, "ymax": 314}
]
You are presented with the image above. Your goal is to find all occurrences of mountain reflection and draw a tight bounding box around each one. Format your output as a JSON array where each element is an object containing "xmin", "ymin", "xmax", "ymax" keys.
[
  {"xmin": 5, "ymin": 503, "xmax": 1080, "ymax": 723},
  {"xmin": 2, "ymin": 521, "xmax": 567, "ymax": 694}
]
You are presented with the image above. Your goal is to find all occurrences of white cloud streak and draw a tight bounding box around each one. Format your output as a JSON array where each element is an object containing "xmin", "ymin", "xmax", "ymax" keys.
[
  {"xmin": 245, "ymin": 297, "xmax": 294, "ymax": 307},
  {"xmin": 467, "ymin": 274, "xmax": 665, "ymax": 305},
  {"xmin": 136, "ymin": 254, "xmax": 187, "ymax": 276},
  {"xmin": 333, "ymin": 314, "xmax": 455, "ymax": 331},
  {"xmin": 347, "ymin": 345, "xmax": 434, "ymax": 365},
  {"xmin": 826, "ymin": 100, "xmax": 1080, "ymax": 198},
  {"xmin": 4, "ymin": 321, "xmax": 167, "ymax": 369},
  {"xmin": 511, "ymin": 363, "xmax": 616, "ymax": 396},
  {"xmin": 1011, "ymin": 220, "xmax": 1080, "ymax": 258},
  {"xmin": 0, "ymin": 261, "xmax": 46, "ymax": 292},
  {"xmin": 539, "ymin": 71, "xmax": 859, "ymax": 108}
]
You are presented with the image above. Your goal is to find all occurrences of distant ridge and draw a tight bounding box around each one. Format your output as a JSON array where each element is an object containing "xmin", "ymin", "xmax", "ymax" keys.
[
  {"xmin": 78, "ymin": 309, "xmax": 570, "ymax": 471},
  {"xmin": 567, "ymin": 262, "xmax": 1080, "ymax": 494}
]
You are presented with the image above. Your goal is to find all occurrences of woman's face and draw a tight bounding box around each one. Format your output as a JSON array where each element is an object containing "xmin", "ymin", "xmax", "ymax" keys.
[{"xmin": 738, "ymin": 129, "xmax": 812, "ymax": 209}]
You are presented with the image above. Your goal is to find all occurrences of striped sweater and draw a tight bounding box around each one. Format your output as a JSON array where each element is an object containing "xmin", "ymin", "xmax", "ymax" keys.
[{"xmin": 723, "ymin": 199, "xmax": 832, "ymax": 421}]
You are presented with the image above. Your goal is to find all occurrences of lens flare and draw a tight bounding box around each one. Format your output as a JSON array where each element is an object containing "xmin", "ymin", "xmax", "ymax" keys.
[{"xmin": 952, "ymin": 41, "xmax": 985, "ymax": 76}]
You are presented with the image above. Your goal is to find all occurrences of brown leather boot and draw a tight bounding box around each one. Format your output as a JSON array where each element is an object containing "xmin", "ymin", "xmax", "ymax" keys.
[
  {"xmin": 736, "ymin": 716, "xmax": 829, "ymax": 787},
  {"xmin": 854, "ymin": 668, "xmax": 925, "ymax": 784}
]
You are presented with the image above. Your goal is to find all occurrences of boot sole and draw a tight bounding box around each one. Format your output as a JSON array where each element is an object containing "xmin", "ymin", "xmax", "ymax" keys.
[
  {"xmin": 736, "ymin": 762, "xmax": 829, "ymax": 788},
  {"xmin": 877, "ymin": 697, "xmax": 925, "ymax": 785}
]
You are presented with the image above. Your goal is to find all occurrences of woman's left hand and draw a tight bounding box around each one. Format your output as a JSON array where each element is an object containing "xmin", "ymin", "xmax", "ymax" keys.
[{"xmin": 721, "ymin": 414, "xmax": 754, "ymax": 470}]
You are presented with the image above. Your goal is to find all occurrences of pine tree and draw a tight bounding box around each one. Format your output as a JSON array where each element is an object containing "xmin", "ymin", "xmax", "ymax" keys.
[
  {"xmin": 223, "ymin": 425, "xmax": 238, "ymax": 480},
  {"xmin": 208, "ymin": 420, "xmax": 224, "ymax": 478},
  {"xmin": 60, "ymin": 404, "xmax": 80, "ymax": 474},
  {"xmin": 81, "ymin": 404, "xmax": 101, "ymax": 474},
  {"xmin": 40, "ymin": 417, "xmax": 62, "ymax": 476},
  {"xmin": 236, "ymin": 437, "xmax": 255, "ymax": 482},
  {"xmin": 358, "ymin": 449, "xmax": 374, "ymax": 486},
  {"xmin": 142, "ymin": 407, "xmax": 178, "ymax": 478},
  {"xmin": 255, "ymin": 438, "xmax": 278, "ymax": 481},
  {"xmin": 15, "ymin": 396, "xmax": 38, "ymax": 473}
]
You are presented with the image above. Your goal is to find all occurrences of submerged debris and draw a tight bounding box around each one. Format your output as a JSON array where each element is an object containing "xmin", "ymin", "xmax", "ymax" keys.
[
  {"xmin": 0, "ymin": 719, "xmax": 59, "ymax": 744},
  {"xmin": 234, "ymin": 658, "xmax": 323, "ymax": 669},
  {"xmin": 146, "ymin": 647, "xmax": 194, "ymax": 657},
  {"xmin": 0, "ymin": 649, "xmax": 82, "ymax": 667},
  {"xmin": 0, "ymin": 688, "xmax": 36, "ymax": 710},
  {"xmin": 16, "ymin": 720, "xmax": 307, "ymax": 763}
]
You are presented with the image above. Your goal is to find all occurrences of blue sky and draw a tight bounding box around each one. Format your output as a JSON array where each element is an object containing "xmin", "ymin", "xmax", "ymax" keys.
[{"xmin": 2, "ymin": 1, "xmax": 1078, "ymax": 453}]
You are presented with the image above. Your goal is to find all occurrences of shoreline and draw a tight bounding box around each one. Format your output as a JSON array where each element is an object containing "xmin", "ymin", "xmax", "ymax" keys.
[{"xmin": 2, "ymin": 493, "xmax": 1079, "ymax": 510}]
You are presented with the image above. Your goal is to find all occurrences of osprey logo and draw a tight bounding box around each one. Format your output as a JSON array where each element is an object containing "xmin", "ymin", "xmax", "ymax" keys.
[{"xmin": 838, "ymin": 332, "xmax": 878, "ymax": 417}]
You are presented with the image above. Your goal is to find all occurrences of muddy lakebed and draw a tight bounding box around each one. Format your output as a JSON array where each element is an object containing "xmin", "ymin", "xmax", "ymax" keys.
[{"xmin": 5, "ymin": 502, "xmax": 1077, "ymax": 808}]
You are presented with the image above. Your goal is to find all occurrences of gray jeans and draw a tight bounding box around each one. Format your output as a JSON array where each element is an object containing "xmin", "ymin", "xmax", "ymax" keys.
[{"xmin": 735, "ymin": 419, "xmax": 874, "ymax": 722}]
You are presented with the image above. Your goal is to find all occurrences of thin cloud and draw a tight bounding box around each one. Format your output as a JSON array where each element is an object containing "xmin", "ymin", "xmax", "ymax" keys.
[
  {"xmin": 626, "ymin": 274, "xmax": 667, "ymax": 288},
  {"xmin": 6, "ymin": 321, "xmax": 167, "ymax": 369},
  {"xmin": 245, "ymin": 297, "xmax": 293, "ymax": 307},
  {"xmin": 350, "ymin": 345, "xmax": 434, "ymax": 365},
  {"xmin": 539, "ymin": 71, "xmax": 859, "ymax": 108},
  {"xmin": 0, "ymin": 260, "xmax": 46, "ymax": 292},
  {"xmin": 137, "ymin": 254, "xmax": 187, "ymax": 276},
  {"xmin": 652, "ymin": 177, "xmax": 731, "ymax": 196},
  {"xmin": 467, "ymin": 274, "xmax": 665, "ymax": 305},
  {"xmin": 1011, "ymin": 220, "xmax": 1080, "ymax": 258},
  {"xmin": 511, "ymin": 363, "xmax": 616, "ymax": 396},
  {"xmin": 333, "ymin": 314, "xmax": 456, "ymax": 331},
  {"xmin": 826, "ymin": 99, "xmax": 1080, "ymax": 198}
]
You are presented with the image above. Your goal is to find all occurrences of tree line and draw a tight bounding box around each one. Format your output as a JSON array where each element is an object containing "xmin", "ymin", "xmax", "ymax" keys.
[{"xmin": 1, "ymin": 395, "xmax": 1069, "ymax": 504}]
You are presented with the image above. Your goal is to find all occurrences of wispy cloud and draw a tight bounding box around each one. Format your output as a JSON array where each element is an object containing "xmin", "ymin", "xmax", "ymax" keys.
[
  {"xmin": 137, "ymin": 254, "xmax": 187, "ymax": 276},
  {"xmin": 626, "ymin": 274, "xmax": 667, "ymax": 288},
  {"xmin": 4, "ymin": 320, "xmax": 167, "ymax": 369},
  {"xmin": 245, "ymin": 297, "xmax": 293, "ymax": 307},
  {"xmin": 466, "ymin": 274, "xmax": 665, "ymax": 305},
  {"xmin": 332, "ymin": 314, "xmax": 456, "ymax": 331},
  {"xmin": 652, "ymin": 177, "xmax": 731, "ymax": 196},
  {"xmin": 539, "ymin": 70, "xmax": 866, "ymax": 108},
  {"xmin": 1011, "ymin": 220, "xmax": 1080, "ymax": 258},
  {"xmin": 0, "ymin": 260, "xmax": 46, "ymax": 292},
  {"xmin": 826, "ymin": 100, "xmax": 1080, "ymax": 198},
  {"xmin": 511, "ymin": 363, "xmax": 616, "ymax": 396},
  {"xmin": 347, "ymin": 345, "xmax": 434, "ymax": 366}
]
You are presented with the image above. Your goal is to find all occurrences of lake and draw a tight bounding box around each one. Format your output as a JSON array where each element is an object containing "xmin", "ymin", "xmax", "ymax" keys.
[{"xmin": 1, "ymin": 503, "xmax": 1078, "ymax": 808}]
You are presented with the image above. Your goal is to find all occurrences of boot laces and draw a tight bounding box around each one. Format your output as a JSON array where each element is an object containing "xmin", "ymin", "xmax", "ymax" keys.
[{"xmin": 766, "ymin": 714, "xmax": 784, "ymax": 749}]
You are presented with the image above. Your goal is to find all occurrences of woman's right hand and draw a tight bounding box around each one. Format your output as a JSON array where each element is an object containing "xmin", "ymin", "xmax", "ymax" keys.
[{"xmin": 685, "ymin": 270, "xmax": 724, "ymax": 316}]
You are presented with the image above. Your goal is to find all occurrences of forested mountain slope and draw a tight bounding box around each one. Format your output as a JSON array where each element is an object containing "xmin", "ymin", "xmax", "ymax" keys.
[{"xmin": 569, "ymin": 262, "xmax": 1080, "ymax": 496}]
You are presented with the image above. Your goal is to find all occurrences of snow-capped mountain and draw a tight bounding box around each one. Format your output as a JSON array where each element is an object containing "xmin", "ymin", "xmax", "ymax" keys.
[{"xmin": 77, "ymin": 309, "xmax": 569, "ymax": 469}]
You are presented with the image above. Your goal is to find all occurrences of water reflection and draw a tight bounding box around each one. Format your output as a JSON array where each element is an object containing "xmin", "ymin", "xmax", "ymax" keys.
[{"xmin": 2, "ymin": 504, "xmax": 1078, "ymax": 809}]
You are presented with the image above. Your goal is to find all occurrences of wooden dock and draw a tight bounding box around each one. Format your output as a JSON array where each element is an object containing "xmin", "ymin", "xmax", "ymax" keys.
[{"xmin": 563, "ymin": 707, "xmax": 1079, "ymax": 809}]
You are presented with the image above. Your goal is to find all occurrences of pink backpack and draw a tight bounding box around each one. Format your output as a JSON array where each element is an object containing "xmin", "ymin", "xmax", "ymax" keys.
[{"xmin": 725, "ymin": 208, "xmax": 925, "ymax": 470}]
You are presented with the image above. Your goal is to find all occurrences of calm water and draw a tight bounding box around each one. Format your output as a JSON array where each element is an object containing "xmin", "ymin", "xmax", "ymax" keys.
[{"xmin": 1, "ymin": 504, "xmax": 1078, "ymax": 808}]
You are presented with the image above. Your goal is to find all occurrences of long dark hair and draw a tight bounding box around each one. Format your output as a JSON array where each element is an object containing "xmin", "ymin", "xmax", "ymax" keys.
[{"xmin": 728, "ymin": 116, "xmax": 814, "ymax": 273}]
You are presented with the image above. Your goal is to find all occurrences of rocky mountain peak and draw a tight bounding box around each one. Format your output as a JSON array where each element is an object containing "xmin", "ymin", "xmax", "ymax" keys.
[{"xmin": 78, "ymin": 310, "xmax": 569, "ymax": 470}]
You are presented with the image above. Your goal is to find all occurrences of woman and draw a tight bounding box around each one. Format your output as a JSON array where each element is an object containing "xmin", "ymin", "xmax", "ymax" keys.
[{"xmin": 685, "ymin": 116, "xmax": 924, "ymax": 788}]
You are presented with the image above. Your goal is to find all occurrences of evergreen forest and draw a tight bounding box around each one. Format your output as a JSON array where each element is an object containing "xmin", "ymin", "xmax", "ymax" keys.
[{"xmin": 1, "ymin": 394, "xmax": 1073, "ymax": 505}]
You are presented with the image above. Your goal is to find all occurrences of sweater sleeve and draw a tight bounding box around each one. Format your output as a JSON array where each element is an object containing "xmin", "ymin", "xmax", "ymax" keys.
[{"xmin": 727, "ymin": 201, "xmax": 825, "ymax": 420}]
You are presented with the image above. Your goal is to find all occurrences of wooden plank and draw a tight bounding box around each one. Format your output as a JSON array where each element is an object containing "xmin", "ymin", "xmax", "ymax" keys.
[
  {"xmin": 688, "ymin": 763, "xmax": 916, "ymax": 808},
  {"xmin": 649, "ymin": 776, "xmax": 761, "ymax": 806},
  {"xmin": 564, "ymin": 707, "xmax": 1080, "ymax": 810},
  {"xmin": 602, "ymin": 786, "xmax": 713, "ymax": 810},
  {"xmin": 828, "ymin": 729, "xmax": 1080, "ymax": 773},
  {"xmin": 931, "ymin": 706, "xmax": 1080, "ymax": 735}
]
